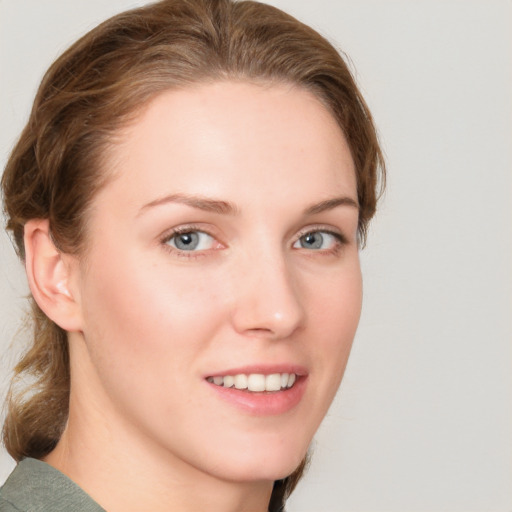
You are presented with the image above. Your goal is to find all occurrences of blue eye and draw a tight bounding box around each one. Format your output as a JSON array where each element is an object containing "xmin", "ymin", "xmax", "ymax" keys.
[
  {"xmin": 166, "ymin": 230, "xmax": 215, "ymax": 251},
  {"xmin": 293, "ymin": 231, "xmax": 339, "ymax": 250}
]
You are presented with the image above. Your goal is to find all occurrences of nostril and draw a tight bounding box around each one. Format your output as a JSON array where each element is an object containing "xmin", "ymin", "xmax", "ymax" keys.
[{"xmin": 246, "ymin": 327, "xmax": 276, "ymax": 337}]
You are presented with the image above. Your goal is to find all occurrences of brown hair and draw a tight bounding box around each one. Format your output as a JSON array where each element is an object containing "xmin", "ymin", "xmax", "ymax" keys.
[{"xmin": 1, "ymin": 0, "xmax": 385, "ymax": 509}]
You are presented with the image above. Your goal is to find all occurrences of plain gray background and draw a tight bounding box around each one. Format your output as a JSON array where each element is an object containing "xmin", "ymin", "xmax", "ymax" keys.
[{"xmin": 1, "ymin": 1, "xmax": 511, "ymax": 510}]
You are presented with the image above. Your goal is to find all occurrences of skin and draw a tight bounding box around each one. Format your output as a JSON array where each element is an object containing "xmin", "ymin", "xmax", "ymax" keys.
[{"xmin": 30, "ymin": 81, "xmax": 362, "ymax": 512}]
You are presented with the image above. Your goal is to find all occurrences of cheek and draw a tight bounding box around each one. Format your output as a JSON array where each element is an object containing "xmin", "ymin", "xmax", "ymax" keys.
[
  {"xmin": 307, "ymin": 258, "xmax": 362, "ymax": 390},
  {"xmin": 311, "ymin": 255, "xmax": 362, "ymax": 336},
  {"xmin": 78, "ymin": 248, "xmax": 225, "ymax": 386},
  {"xmin": 76, "ymin": 252, "xmax": 231, "ymax": 453}
]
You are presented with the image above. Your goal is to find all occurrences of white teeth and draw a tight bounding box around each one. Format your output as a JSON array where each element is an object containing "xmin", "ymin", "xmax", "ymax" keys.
[
  {"xmin": 223, "ymin": 375, "xmax": 234, "ymax": 388},
  {"xmin": 266, "ymin": 373, "xmax": 282, "ymax": 392},
  {"xmin": 208, "ymin": 373, "xmax": 298, "ymax": 392},
  {"xmin": 247, "ymin": 374, "xmax": 266, "ymax": 392},
  {"xmin": 234, "ymin": 374, "xmax": 248, "ymax": 389}
]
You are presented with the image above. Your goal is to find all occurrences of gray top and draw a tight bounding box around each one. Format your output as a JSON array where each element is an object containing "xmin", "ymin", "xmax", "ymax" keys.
[{"xmin": 0, "ymin": 458, "xmax": 105, "ymax": 512}]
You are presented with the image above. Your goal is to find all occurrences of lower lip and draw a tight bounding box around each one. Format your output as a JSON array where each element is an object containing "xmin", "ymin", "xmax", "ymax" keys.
[{"xmin": 206, "ymin": 376, "xmax": 307, "ymax": 415}]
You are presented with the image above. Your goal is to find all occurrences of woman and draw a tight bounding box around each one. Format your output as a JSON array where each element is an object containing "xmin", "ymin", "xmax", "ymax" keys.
[{"xmin": 0, "ymin": 0, "xmax": 384, "ymax": 510}]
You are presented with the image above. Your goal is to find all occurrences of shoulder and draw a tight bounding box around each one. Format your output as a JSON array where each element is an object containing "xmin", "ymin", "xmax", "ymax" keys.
[
  {"xmin": 0, "ymin": 458, "xmax": 105, "ymax": 512},
  {"xmin": 0, "ymin": 496, "xmax": 21, "ymax": 512}
]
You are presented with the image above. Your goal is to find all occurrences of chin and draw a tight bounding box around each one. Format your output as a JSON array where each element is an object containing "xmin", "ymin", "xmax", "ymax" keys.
[{"xmin": 211, "ymin": 439, "xmax": 309, "ymax": 484}]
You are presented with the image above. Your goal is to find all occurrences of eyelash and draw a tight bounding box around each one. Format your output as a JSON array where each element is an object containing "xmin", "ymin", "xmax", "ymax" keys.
[
  {"xmin": 294, "ymin": 227, "xmax": 348, "ymax": 255},
  {"xmin": 160, "ymin": 225, "xmax": 348, "ymax": 258},
  {"xmin": 160, "ymin": 224, "xmax": 217, "ymax": 259}
]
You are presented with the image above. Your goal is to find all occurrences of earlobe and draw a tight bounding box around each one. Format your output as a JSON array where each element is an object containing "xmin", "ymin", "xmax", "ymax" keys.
[{"xmin": 24, "ymin": 219, "xmax": 83, "ymax": 332}]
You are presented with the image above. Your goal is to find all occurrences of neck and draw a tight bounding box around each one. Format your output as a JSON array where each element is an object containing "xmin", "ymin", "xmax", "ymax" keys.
[
  {"xmin": 47, "ymin": 442, "xmax": 272, "ymax": 512},
  {"xmin": 44, "ymin": 337, "xmax": 274, "ymax": 512},
  {"xmin": 45, "ymin": 397, "xmax": 273, "ymax": 512}
]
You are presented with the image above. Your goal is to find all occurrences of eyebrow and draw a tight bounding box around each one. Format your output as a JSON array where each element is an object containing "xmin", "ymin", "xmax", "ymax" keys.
[
  {"xmin": 138, "ymin": 193, "xmax": 358, "ymax": 217},
  {"xmin": 138, "ymin": 193, "xmax": 239, "ymax": 216},
  {"xmin": 304, "ymin": 196, "xmax": 359, "ymax": 215}
]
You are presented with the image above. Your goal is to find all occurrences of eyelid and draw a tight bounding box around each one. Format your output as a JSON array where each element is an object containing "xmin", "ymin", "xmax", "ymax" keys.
[
  {"xmin": 160, "ymin": 223, "xmax": 216, "ymax": 241},
  {"xmin": 158, "ymin": 223, "xmax": 350, "ymax": 259},
  {"xmin": 294, "ymin": 225, "xmax": 348, "ymax": 245},
  {"xmin": 167, "ymin": 230, "xmax": 214, "ymax": 251},
  {"xmin": 160, "ymin": 224, "xmax": 224, "ymax": 257},
  {"xmin": 291, "ymin": 225, "xmax": 350, "ymax": 256}
]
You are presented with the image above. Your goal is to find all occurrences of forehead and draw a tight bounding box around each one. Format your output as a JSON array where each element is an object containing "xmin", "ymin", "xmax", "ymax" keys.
[{"xmin": 99, "ymin": 81, "xmax": 356, "ymax": 212}]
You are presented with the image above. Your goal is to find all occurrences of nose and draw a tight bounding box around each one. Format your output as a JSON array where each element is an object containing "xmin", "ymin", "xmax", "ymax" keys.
[{"xmin": 229, "ymin": 250, "xmax": 305, "ymax": 340}]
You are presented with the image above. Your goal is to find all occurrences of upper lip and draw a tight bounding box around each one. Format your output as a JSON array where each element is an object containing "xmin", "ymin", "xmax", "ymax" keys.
[{"xmin": 204, "ymin": 364, "xmax": 308, "ymax": 378}]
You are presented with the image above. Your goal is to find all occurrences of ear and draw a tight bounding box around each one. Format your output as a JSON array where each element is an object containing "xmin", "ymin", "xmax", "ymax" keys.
[{"xmin": 24, "ymin": 219, "xmax": 83, "ymax": 332}]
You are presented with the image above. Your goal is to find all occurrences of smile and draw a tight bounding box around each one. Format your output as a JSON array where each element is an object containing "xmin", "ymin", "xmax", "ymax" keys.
[{"xmin": 206, "ymin": 373, "xmax": 297, "ymax": 392}]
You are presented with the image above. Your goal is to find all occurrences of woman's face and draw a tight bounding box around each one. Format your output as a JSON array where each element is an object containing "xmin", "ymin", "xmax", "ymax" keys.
[{"xmin": 71, "ymin": 81, "xmax": 362, "ymax": 483}]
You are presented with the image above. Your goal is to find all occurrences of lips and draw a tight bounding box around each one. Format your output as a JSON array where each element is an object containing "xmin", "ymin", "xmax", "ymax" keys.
[
  {"xmin": 206, "ymin": 372, "xmax": 296, "ymax": 392},
  {"xmin": 204, "ymin": 365, "xmax": 308, "ymax": 415}
]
